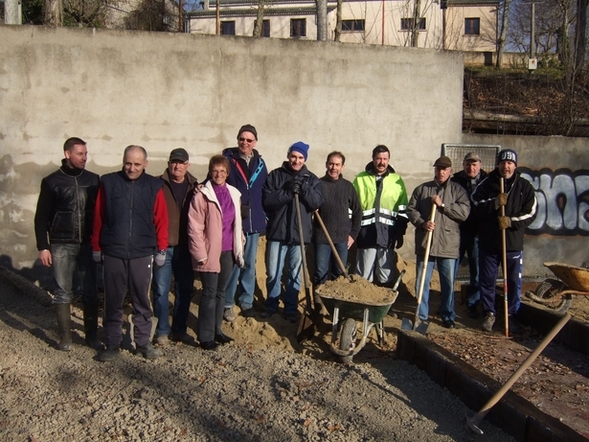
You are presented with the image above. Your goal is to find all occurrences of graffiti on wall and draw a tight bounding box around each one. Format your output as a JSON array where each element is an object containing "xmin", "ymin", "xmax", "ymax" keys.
[{"xmin": 520, "ymin": 168, "xmax": 589, "ymax": 235}]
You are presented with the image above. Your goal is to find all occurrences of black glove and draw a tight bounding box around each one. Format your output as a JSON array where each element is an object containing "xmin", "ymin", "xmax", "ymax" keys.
[{"xmin": 291, "ymin": 180, "xmax": 301, "ymax": 195}]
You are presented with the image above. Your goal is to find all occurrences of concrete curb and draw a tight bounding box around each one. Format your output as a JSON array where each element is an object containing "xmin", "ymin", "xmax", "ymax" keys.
[{"xmin": 396, "ymin": 329, "xmax": 587, "ymax": 442}]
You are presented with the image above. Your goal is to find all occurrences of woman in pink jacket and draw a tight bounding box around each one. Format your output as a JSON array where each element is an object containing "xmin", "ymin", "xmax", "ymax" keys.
[{"xmin": 188, "ymin": 155, "xmax": 244, "ymax": 350}]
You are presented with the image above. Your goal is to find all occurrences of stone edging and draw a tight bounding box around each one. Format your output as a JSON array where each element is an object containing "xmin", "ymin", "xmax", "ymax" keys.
[{"xmin": 396, "ymin": 329, "xmax": 587, "ymax": 442}]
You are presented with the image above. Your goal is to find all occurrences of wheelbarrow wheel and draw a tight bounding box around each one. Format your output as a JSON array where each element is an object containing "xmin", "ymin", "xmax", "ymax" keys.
[
  {"xmin": 339, "ymin": 318, "xmax": 357, "ymax": 364},
  {"xmin": 535, "ymin": 278, "xmax": 572, "ymax": 314}
]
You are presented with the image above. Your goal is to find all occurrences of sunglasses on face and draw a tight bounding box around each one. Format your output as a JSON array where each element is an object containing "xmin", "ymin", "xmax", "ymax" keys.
[{"xmin": 238, "ymin": 137, "xmax": 255, "ymax": 143}]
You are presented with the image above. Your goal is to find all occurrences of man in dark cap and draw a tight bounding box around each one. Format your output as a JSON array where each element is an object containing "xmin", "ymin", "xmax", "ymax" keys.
[
  {"xmin": 261, "ymin": 142, "xmax": 324, "ymax": 322},
  {"xmin": 451, "ymin": 152, "xmax": 488, "ymax": 318},
  {"xmin": 152, "ymin": 148, "xmax": 199, "ymax": 346},
  {"xmin": 471, "ymin": 149, "xmax": 537, "ymax": 333},
  {"xmin": 222, "ymin": 124, "xmax": 268, "ymax": 321},
  {"xmin": 407, "ymin": 156, "xmax": 470, "ymax": 328}
]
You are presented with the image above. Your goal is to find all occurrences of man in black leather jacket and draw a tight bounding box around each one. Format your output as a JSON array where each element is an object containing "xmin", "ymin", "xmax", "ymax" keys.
[{"xmin": 34, "ymin": 137, "xmax": 101, "ymax": 351}]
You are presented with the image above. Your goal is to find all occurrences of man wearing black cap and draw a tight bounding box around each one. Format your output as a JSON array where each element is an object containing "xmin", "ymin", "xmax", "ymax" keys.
[
  {"xmin": 451, "ymin": 152, "xmax": 488, "ymax": 318},
  {"xmin": 407, "ymin": 156, "xmax": 470, "ymax": 328},
  {"xmin": 471, "ymin": 149, "xmax": 537, "ymax": 333},
  {"xmin": 261, "ymin": 142, "xmax": 324, "ymax": 322},
  {"xmin": 152, "ymin": 148, "xmax": 199, "ymax": 345},
  {"xmin": 222, "ymin": 125, "xmax": 268, "ymax": 321}
]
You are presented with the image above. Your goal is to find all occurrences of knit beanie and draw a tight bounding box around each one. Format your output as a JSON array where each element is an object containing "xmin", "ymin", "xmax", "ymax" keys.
[
  {"xmin": 496, "ymin": 149, "xmax": 518, "ymax": 166},
  {"xmin": 237, "ymin": 124, "xmax": 258, "ymax": 141},
  {"xmin": 288, "ymin": 141, "xmax": 310, "ymax": 160}
]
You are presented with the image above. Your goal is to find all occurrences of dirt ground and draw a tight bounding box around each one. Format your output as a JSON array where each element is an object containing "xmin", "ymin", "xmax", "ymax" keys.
[
  {"xmin": 388, "ymin": 258, "xmax": 589, "ymax": 440},
  {"xmin": 1, "ymin": 244, "xmax": 587, "ymax": 440}
]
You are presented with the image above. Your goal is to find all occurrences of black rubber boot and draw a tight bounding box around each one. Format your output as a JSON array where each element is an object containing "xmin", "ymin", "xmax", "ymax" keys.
[
  {"xmin": 83, "ymin": 302, "xmax": 103, "ymax": 350},
  {"xmin": 55, "ymin": 303, "xmax": 72, "ymax": 351}
]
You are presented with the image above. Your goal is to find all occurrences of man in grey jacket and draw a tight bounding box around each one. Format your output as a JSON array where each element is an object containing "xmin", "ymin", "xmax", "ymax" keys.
[{"xmin": 407, "ymin": 156, "xmax": 470, "ymax": 328}]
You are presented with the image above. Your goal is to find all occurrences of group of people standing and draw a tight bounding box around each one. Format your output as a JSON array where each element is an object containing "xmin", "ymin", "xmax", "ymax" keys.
[
  {"xmin": 34, "ymin": 128, "xmax": 537, "ymax": 362},
  {"xmin": 406, "ymin": 149, "xmax": 537, "ymax": 332}
]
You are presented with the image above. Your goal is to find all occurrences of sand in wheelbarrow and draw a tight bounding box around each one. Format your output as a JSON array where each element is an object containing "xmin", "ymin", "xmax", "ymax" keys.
[{"xmin": 317, "ymin": 275, "xmax": 397, "ymax": 304}]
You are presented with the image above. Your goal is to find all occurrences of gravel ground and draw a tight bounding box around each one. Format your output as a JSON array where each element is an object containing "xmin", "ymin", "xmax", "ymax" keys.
[{"xmin": 0, "ymin": 269, "xmax": 516, "ymax": 442}]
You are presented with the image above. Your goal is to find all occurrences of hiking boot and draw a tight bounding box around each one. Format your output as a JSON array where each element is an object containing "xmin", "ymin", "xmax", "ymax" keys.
[
  {"xmin": 135, "ymin": 343, "xmax": 162, "ymax": 360},
  {"xmin": 223, "ymin": 307, "xmax": 236, "ymax": 323},
  {"xmin": 284, "ymin": 313, "xmax": 298, "ymax": 324},
  {"xmin": 214, "ymin": 333, "xmax": 234, "ymax": 344},
  {"xmin": 155, "ymin": 334, "xmax": 169, "ymax": 346},
  {"xmin": 241, "ymin": 308, "xmax": 256, "ymax": 318},
  {"xmin": 97, "ymin": 346, "xmax": 120, "ymax": 362},
  {"xmin": 84, "ymin": 302, "xmax": 103, "ymax": 350},
  {"xmin": 170, "ymin": 332, "xmax": 194, "ymax": 344},
  {"xmin": 260, "ymin": 309, "xmax": 276, "ymax": 319},
  {"xmin": 467, "ymin": 304, "xmax": 480, "ymax": 319},
  {"xmin": 508, "ymin": 315, "xmax": 521, "ymax": 335},
  {"xmin": 55, "ymin": 303, "xmax": 72, "ymax": 351},
  {"xmin": 482, "ymin": 313, "xmax": 495, "ymax": 332}
]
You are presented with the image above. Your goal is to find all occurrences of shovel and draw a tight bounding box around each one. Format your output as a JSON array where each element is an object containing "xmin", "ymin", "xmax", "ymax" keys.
[
  {"xmin": 466, "ymin": 313, "xmax": 571, "ymax": 435},
  {"xmin": 314, "ymin": 210, "xmax": 351, "ymax": 281},
  {"xmin": 402, "ymin": 203, "xmax": 437, "ymax": 334},
  {"xmin": 295, "ymin": 193, "xmax": 316, "ymax": 343}
]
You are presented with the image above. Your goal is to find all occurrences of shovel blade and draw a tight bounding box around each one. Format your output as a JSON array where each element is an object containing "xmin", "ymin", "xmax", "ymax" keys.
[
  {"xmin": 296, "ymin": 314, "xmax": 315, "ymax": 343},
  {"xmin": 401, "ymin": 317, "xmax": 413, "ymax": 330}
]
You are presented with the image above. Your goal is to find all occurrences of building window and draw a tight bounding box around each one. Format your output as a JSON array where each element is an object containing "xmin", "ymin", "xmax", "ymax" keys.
[
  {"xmin": 342, "ymin": 19, "xmax": 365, "ymax": 32},
  {"xmin": 290, "ymin": 18, "xmax": 306, "ymax": 37},
  {"xmin": 400, "ymin": 18, "xmax": 426, "ymax": 31},
  {"xmin": 221, "ymin": 21, "xmax": 235, "ymax": 35},
  {"xmin": 465, "ymin": 18, "xmax": 480, "ymax": 35},
  {"xmin": 254, "ymin": 19, "xmax": 271, "ymax": 37}
]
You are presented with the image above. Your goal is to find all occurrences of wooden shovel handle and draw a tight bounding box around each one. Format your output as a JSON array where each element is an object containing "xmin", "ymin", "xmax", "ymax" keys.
[
  {"xmin": 414, "ymin": 203, "xmax": 437, "ymax": 321},
  {"xmin": 314, "ymin": 210, "xmax": 351, "ymax": 280},
  {"xmin": 500, "ymin": 178, "xmax": 509, "ymax": 337}
]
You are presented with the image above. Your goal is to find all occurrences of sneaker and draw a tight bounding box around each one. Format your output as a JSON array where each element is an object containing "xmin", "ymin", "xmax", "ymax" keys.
[
  {"xmin": 223, "ymin": 307, "xmax": 237, "ymax": 323},
  {"xmin": 482, "ymin": 313, "xmax": 495, "ymax": 332},
  {"xmin": 135, "ymin": 343, "xmax": 162, "ymax": 360},
  {"xmin": 467, "ymin": 305, "xmax": 480, "ymax": 319},
  {"xmin": 284, "ymin": 313, "xmax": 298, "ymax": 324},
  {"xmin": 508, "ymin": 315, "xmax": 521, "ymax": 334},
  {"xmin": 97, "ymin": 346, "xmax": 120, "ymax": 362},
  {"xmin": 155, "ymin": 334, "xmax": 169, "ymax": 346},
  {"xmin": 442, "ymin": 319, "xmax": 455, "ymax": 329},
  {"xmin": 170, "ymin": 332, "xmax": 194, "ymax": 344},
  {"xmin": 241, "ymin": 308, "xmax": 256, "ymax": 318}
]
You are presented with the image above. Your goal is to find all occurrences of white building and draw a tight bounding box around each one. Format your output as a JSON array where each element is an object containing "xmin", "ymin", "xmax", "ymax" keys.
[{"xmin": 186, "ymin": 0, "xmax": 499, "ymax": 54}]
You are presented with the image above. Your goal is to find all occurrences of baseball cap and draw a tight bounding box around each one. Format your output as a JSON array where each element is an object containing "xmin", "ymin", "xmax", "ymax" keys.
[
  {"xmin": 463, "ymin": 152, "xmax": 481, "ymax": 163},
  {"xmin": 169, "ymin": 148, "xmax": 189, "ymax": 162}
]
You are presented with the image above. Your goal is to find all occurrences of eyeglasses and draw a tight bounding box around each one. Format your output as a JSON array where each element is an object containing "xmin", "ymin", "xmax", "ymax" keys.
[{"xmin": 238, "ymin": 137, "xmax": 255, "ymax": 143}]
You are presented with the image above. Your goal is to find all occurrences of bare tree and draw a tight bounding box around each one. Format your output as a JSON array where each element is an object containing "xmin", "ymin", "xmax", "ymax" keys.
[
  {"xmin": 574, "ymin": 0, "xmax": 587, "ymax": 69},
  {"xmin": 496, "ymin": 0, "xmax": 511, "ymax": 67},
  {"xmin": 334, "ymin": 0, "xmax": 342, "ymax": 41},
  {"xmin": 411, "ymin": 0, "xmax": 422, "ymax": 47},
  {"xmin": 253, "ymin": 0, "xmax": 265, "ymax": 37},
  {"xmin": 45, "ymin": 0, "xmax": 63, "ymax": 25}
]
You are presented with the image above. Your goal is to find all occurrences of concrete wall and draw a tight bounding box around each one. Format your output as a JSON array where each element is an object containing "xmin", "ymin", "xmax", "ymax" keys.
[
  {"xmin": 0, "ymin": 25, "xmax": 463, "ymax": 278},
  {"xmin": 463, "ymin": 134, "xmax": 589, "ymax": 276}
]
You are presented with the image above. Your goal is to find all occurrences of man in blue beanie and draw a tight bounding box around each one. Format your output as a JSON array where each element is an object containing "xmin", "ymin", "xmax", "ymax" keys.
[
  {"xmin": 261, "ymin": 142, "xmax": 324, "ymax": 322},
  {"xmin": 471, "ymin": 148, "xmax": 537, "ymax": 334}
]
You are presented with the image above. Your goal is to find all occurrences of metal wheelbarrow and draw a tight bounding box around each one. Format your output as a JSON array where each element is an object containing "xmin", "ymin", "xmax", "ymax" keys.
[
  {"xmin": 525, "ymin": 261, "xmax": 589, "ymax": 314},
  {"xmin": 316, "ymin": 282, "xmax": 399, "ymax": 364}
]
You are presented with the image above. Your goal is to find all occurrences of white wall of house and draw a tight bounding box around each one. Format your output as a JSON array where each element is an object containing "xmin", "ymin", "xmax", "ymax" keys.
[{"xmin": 187, "ymin": 0, "xmax": 496, "ymax": 52}]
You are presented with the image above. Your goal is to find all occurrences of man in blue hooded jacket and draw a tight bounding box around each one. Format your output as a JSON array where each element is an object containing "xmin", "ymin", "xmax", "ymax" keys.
[{"xmin": 222, "ymin": 124, "xmax": 268, "ymax": 320}]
